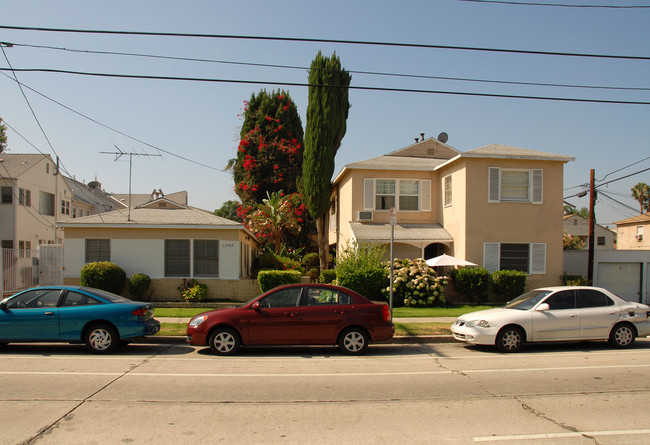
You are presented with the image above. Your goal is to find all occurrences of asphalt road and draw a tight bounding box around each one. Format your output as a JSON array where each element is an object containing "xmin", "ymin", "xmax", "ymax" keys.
[{"xmin": 2, "ymin": 339, "xmax": 650, "ymax": 444}]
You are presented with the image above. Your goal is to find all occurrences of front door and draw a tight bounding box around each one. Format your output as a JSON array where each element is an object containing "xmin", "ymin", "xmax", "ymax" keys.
[
  {"xmin": 0, "ymin": 289, "xmax": 62, "ymax": 340},
  {"xmin": 247, "ymin": 287, "xmax": 303, "ymax": 344}
]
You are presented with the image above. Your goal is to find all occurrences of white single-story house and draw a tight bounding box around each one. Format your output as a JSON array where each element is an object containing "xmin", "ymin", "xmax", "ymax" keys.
[{"xmin": 57, "ymin": 198, "xmax": 261, "ymax": 301}]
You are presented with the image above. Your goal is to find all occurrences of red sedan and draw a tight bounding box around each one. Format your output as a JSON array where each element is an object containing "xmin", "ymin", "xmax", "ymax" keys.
[{"xmin": 186, "ymin": 284, "xmax": 394, "ymax": 355}]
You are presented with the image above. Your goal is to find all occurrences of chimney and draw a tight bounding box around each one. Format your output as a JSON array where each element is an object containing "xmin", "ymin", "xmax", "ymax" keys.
[
  {"xmin": 421, "ymin": 133, "xmax": 425, "ymax": 141},
  {"xmin": 414, "ymin": 138, "xmax": 419, "ymax": 143}
]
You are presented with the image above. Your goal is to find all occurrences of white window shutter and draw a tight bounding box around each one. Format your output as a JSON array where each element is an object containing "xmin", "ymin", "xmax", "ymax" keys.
[
  {"xmin": 421, "ymin": 179, "xmax": 431, "ymax": 211},
  {"xmin": 530, "ymin": 243, "xmax": 546, "ymax": 274},
  {"xmin": 363, "ymin": 178, "xmax": 375, "ymax": 210},
  {"xmin": 488, "ymin": 167, "xmax": 500, "ymax": 203},
  {"xmin": 483, "ymin": 242, "xmax": 500, "ymax": 273},
  {"xmin": 532, "ymin": 169, "xmax": 543, "ymax": 204}
]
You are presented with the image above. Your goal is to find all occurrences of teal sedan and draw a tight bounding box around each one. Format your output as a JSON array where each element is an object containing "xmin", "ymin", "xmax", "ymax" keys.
[{"xmin": 0, "ymin": 286, "xmax": 160, "ymax": 353}]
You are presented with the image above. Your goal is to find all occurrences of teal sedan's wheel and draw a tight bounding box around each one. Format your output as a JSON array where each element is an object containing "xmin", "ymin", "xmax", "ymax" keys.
[
  {"xmin": 209, "ymin": 328, "xmax": 241, "ymax": 355},
  {"xmin": 496, "ymin": 326, "xmax": 524, "ymax": 353},
  {"xmin": 85, "ymin": 324, "xmax": 118, "ymax": 354}
]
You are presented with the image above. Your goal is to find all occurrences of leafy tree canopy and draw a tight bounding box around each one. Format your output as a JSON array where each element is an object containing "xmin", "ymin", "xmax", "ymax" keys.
[
  {"xmin": 0, "ymin": 118, "xmax": 7, "ymax": 153},
  {"xmin": 213, "ymin": 200, "xmax": 242, "ymax": 222}
]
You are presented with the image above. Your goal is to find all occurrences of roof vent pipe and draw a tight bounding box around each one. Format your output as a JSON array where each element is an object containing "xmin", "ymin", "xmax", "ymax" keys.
[{"xmin": 421, "ymin": 133, "xmax": 425, "ymax": 141}]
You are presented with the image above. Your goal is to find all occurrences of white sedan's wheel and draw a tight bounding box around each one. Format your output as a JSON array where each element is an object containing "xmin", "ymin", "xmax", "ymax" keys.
[
  {"xmin": 609, "ymin": 323, "xmax": 635, "ymax": 348},
  {"xmin": 496, "ymin": 326, "xmax": 524, "ymax": 353}
]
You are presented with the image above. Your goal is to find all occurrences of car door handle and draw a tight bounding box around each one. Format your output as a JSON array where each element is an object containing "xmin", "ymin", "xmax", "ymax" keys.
[
  {"xmin": 283, "ymin": 312, "xmax": 297, "ymax": 317},
  {"xmin": 334, "ymin": 310, "xmax": 345, "ymax": 315},
  {"xmin": 569, "ymin": 314, "xmax": 577, "ymax": 318},
  {"xmin": 44, "ymin": 311, "xmax": 55, "ymax": 316}
]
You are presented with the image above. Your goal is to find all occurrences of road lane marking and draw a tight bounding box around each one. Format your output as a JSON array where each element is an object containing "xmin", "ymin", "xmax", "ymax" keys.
[
  {"xmin": 2, "ymin": 363, "xmax": 650, "ymax": 378},
  {"xmin": 473, "ymin": 429, "xmax": 650, "ymax": 441}
]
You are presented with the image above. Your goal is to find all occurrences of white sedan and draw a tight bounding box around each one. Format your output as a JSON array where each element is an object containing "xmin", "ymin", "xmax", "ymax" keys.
[{"xmin": 451, "ymin": 286, "xmax": 650, "ymax": 352}]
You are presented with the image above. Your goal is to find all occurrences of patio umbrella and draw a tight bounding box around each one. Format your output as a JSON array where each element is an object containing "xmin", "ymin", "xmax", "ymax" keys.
[{"xmin": 425, "ymin": 254, "xmax": 477, "ymax": 267}]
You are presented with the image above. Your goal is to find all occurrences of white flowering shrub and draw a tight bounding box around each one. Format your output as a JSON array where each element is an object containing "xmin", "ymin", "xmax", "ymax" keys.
[{"xmin": 382, "ymin": 258, "xmax": 447, "ymax": 307}]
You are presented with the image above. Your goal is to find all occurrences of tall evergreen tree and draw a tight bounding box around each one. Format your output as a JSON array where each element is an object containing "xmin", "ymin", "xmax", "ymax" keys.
[
  {"xmin": 302, "ymin": 51, "xmax": 351, "ymax": 269},
  {"xmin": 231, "ymin": 90, "xmax": 304, "ymax": 209}
]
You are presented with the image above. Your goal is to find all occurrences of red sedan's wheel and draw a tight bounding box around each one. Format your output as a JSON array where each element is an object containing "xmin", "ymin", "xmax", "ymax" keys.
[
  {"xmin": 338, "ymin": 328, "xmax": 369, "ymax": 355},
  {"xmin": 209, "ymin": 328, "xmax": 241, "ymax": 355}
]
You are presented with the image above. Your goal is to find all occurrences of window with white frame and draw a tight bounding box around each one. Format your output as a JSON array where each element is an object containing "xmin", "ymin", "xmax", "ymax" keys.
[
  {"xmin": 483, "ymin": 242, "xmax": 546, "ymax": 274},
  {"xmin": 85, "ymin": 239, "xmax": 110, "ymax": 263},
  {"xmin": 443, "ymin": 175, "xmax": 452, "ymax": 207},
  {"xmin": 39, "ymin": 191, "xmax": 55, "ymax": 216},
  {"xmin": 19, "ymin": 188, "xmax": 31, "ymax": 207},
  {"xmin": 375, "ymin": 179, "xmax": 395, "ymax": 210},
  {"xmin": 61, "ymin": 200, "xmax": 70, "ymax": 216},
  {"xmin": 165, "ymin": 239, "xmax": 190, "ymax": 277},
  {"xmin": 1, "ymin": 186, "xmax": 12, "ymax": 204},
  {"xmin": 364, "ymin": 178, "xmax": 431, "ymax": 212},
  {"xmin": 488, "ymin": 167, "xmax": 543, "ymax": 204},
  {"xmin": 193, "ymin": 240, "xmax": 219, "ymax": 277}
]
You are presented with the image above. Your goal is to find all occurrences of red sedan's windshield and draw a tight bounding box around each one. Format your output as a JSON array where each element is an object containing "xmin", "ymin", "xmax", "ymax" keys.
[{"xmin": 504, "ymin": 290, "xmax": 553, "ymax": 310}]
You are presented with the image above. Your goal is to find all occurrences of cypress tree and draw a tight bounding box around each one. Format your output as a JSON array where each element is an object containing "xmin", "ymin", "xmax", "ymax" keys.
[{"xmin": 302, "ymin": 51, "xmax": 351, "ymax": 269}]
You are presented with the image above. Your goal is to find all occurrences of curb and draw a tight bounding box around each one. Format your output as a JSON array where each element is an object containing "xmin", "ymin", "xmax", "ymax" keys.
[{"xmin": 138, "ymin": 335, "xmax": 456, "ymax": 345}]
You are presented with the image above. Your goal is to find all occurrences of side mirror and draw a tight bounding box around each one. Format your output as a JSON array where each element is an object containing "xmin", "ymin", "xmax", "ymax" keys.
[
  {"xmin": 251, "ymin": 301, "xmax": 261, "ymax": 312},
  {"xmin": 0, "ymin": 299, "xmax": 8, "ymax": 310},
  {"xmin": 536, "ymin": 303, "xmax": 550, "ymax": 312}
]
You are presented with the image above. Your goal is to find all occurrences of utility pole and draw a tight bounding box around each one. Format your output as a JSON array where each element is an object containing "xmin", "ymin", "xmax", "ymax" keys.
[
  {"xmin": 587, "ymin": 169, "xmax": 596, "ymax": 284},
  {"xmin": 100, "ymin": 147, "xmax": 160, "ymax": 221}
]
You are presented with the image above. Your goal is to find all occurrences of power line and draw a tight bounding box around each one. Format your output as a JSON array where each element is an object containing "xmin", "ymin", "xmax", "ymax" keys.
[
  {"xmin": 457, "ymin": 0, "xmax": 650, "ymax": 8},
  {"xmin": 6, "ymin": 41, "xmax": 650, "ymax": 93},
  {"xmin": 0, "ymin": 71, "xmax": 225, "ymax": 172},
  {"xmin": 1, "ymin": 67, "xmax": 649, "ymax": 106},
  {"xmin": 0, "ymin": 46, "xmax": 72, "ymax": 178},
  {"xmin": 1, "ymin": 25, "xmax": 649, "ymax": 61}
]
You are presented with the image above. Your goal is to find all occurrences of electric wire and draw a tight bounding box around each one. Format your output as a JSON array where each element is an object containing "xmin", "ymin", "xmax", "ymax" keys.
[
  {"xmin": 5, "ymin": 41, "xmax": 650, "ymax": 93},
  {"xmin": 1, "ymin": 67, "xmax": 648, "ymax": 106},
  {"xmin": 1, "ymin": 25, "xmax": 649, "ymax": 61},
  {"xmin": 0, "ymin": 71, "xmax": 225, "ymax": 172},
  {"xmin": 457, "ymin": 0, "xmax": 650, "ymax": 8},
  {"xmin": 1, "ymin": 46, "xmax": 73, "ymax": 178}
]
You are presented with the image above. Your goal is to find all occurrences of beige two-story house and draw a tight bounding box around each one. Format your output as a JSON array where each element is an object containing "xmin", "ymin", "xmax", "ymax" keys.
[
  {"xmin": 614, "ymin": 213, "xmax": 650, "ymax": 250},
  {"xmin": 330, "ymin": 138, "xmax": 574, "ymax": 289}
]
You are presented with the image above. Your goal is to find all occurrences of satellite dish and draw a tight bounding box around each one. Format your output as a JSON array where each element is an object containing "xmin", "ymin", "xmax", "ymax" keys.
[{"xmin": 438, "ymin": 132, "xmax": 448, "ymax": 143}]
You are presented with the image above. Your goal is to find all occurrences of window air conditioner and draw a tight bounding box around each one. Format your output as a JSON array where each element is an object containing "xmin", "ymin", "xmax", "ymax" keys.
[
  {"xmin": 635, "ymin": 234, "xmax": 643, "ymax": 241},
  {"xmin": 357, "ymin": 211, "xmax": 373, "ymax": 222}
]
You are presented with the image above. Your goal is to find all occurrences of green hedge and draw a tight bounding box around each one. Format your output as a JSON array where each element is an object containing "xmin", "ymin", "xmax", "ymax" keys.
[
  {"xmin": 128, "ymin": 273, "xmax": 151, "ymax": 298},
  {"xmin": 257, "ymin": 270, "xmax": 302, "ymax": 293},
  {"xmin": 319, "ymin": 269, "xmax": 336, "ymax": 284},
  {"xmin": 80, "ymin": 262, "xmax": 126, "ymax": 295},
  {"xmin": 449, "ymin": 267, "xmax": 491, "ymax": 301},
  {"xmin": 491, "ymin": 270, "xmax": 527, "ymax": 300}
]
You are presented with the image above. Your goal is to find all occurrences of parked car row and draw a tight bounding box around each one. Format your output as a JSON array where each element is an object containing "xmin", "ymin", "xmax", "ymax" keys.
[{"xmin": 1, "ymin": 284, "xmax": 649, "ymax": 355}]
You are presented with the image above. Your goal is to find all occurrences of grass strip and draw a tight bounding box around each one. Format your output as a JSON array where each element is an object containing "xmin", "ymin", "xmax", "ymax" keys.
[{"xmin": 157, "ymin": 322, "xmax": 451, "ymax": 337}]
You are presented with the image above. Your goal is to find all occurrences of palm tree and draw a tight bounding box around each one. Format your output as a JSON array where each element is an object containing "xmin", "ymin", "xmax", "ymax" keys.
[{"xmin": 631, "ymin": 182, "xmax": 650, "ymax": 214}]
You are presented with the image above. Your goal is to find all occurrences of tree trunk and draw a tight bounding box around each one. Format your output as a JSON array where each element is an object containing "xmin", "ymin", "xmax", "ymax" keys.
[{"xmin": 316, "ymin": 212, "xmax": 330, "ymax": 271}]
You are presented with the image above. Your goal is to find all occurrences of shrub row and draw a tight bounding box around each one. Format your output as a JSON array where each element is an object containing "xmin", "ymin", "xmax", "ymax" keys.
[
  {"xmin": 80, "ymin": 262, "xmax": 151, "ymax": 298},
  {"xmin": 449, "ymin": 268, "xmax": 527, "ymax": 301}
]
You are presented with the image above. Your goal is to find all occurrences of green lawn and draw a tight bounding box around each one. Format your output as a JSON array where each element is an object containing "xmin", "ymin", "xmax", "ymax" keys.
[{"xmin": 154, "ymin": 304, "xmax": 497, "ymax": 319}]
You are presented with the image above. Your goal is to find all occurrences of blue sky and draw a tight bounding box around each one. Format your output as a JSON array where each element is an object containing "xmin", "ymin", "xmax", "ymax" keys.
[{"xmin": 1, "ymin": 0, "xmax": 649, "ymax": 227}]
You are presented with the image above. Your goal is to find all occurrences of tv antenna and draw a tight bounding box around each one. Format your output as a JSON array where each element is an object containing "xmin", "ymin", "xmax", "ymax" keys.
[{"xmin": 100, "ymin": 146, "xmax": 161, "ymax": 221}]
